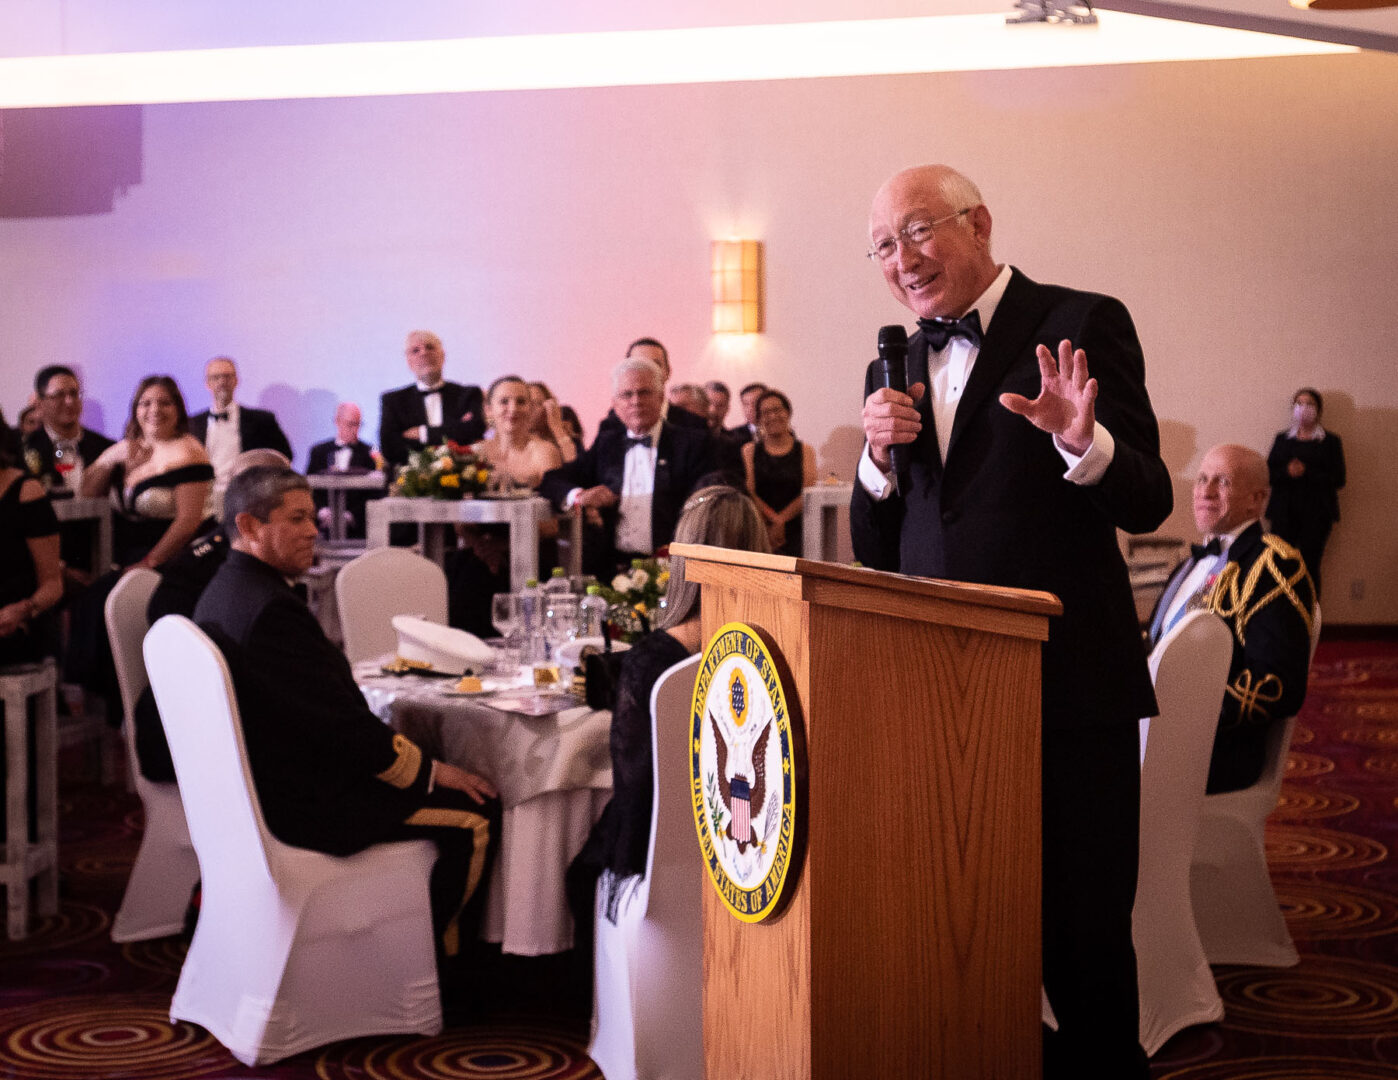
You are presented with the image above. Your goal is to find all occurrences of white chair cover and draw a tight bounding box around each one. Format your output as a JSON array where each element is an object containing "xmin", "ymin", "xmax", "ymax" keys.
[
  {"xmin": 1190, "ymin": 604, "xmax": 1322, "ymax": 968},
  {"xmin": 1134, "ymin": 609, "xmax": 1232, "ymax": 1055},
  {"xmin": 335, "ymin": 547, "xmax": 449, "ymax": 665},
  {"xmin": 589, "ymin": 653, "xmax": 704, "ymax": 1080},
  {"xmin": 105, "ymin": 568, "xmax": 201, "ymax": 942},
  {"xmin": 144, "ymin": 615, "xmax": 442, "ymax": 1065}
]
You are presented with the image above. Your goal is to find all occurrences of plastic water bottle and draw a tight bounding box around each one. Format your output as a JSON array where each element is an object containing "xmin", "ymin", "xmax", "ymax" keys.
[
  {"xmin": 579, "ymin": 584, "xmax": 609, "ymax": 640},
  {"xmin": 542, "ymin": 565, "xmax": 573, "ymax": 600},
  {"xmin": 518, "ymin": 577, "xmax": 543, "ymax": 661}
]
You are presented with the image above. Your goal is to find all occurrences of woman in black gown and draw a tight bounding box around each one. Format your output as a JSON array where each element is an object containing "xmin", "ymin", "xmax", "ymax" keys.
[
  {"xmin": 742, "ymin": 390, "xmax": 817, "ymax": 557},
  {"xmin": 1265, "ymin": 387, "xmax": 1345, "ymax": 597},
  {"xmin": 568, "ymin": 485, "xmax": 771, "ymax": 927},
  {"xmin": 68, "ymin": 376, "xmax": 215, "ymax": 710}
]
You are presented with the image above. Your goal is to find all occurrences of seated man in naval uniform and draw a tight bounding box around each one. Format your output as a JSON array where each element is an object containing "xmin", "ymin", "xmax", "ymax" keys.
[
  {"xmin": 1147, "ymin": 443, "xmax": 1317, "ymax": 793},
  {"xmin": 192, "ymin": 464, "xmax": 499, "ymax": 955}
]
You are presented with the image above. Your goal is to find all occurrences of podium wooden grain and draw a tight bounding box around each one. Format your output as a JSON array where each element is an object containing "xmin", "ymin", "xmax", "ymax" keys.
[{"xmin": 671, "ymin": 544, "xmax": 1061, "ymax": 1080}]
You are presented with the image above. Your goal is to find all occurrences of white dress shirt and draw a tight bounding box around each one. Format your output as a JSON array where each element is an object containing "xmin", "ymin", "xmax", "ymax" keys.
[
  {"xmin": 566, "ymin": 419, "xmax": 662, "ymax": 556},
  {"xmin": 1157, "ymin": 519, "xmax": 1254, "ymax": 638},
  {"xmin": 205, "ymin": 401, "xmax": 242, "ymax": 481},
  {"xmin": 858, "ymin": 263, "xmax": 1115, "ymax": 500}
]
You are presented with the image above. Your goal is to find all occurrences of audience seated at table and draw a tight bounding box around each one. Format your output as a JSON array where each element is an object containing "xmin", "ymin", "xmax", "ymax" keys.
[
  {"xmin": 0, "ymin": 411, "xmax": 63, "ymax": 668},
  {"xmin": 743, "ymin": 389, "xmax": 817, "ymax": 557},
  {"xmin": 306, "ymin": 402, "xmax": 377, "ymax": 540},
  {"xmin": 193, "ymin": 464, "xmax": 500, "ymax": 960},
  {"xmin": 188, "ymin": 357, "xmax": 293, "ymax": 508},
  {"xmin": 1147, "ymin": 443, "xmax": 1317, "ymax": 793},
  {"xmin": 539, "ymin": 355, "xmax": 715, "ymax": 578},
  {"xmin": 443, "ymin": 376, "xmax": 568, "ymax": 638},
  {"xmin": 23, "ymin": 365, "xmax": 116, "ymax": 588},
  {"xmin": 23, "ymin": 365, "xmax": 114, "ymax": 499},
  {"xmin": 566, "ymin": 484, "xmax": 771, "ymax": 929},
  {"xmin": 130, "ymin": 448, "xmax": 291, "ymax": 782},
  {"xmin": 726, "ymin": 381, "xmax": 768, "ymax": 445},
  {"xmin": 67, "ymin": 376, "xmax": 216, "ymax": 719},
  {"xmin": 379, "ymin": 331, "xmax": 486, "ymax": 469},
  {"xmin": 526, "ymin": 381, "xmax": 580, "ymax": 463},
  {"xmin": 595, "ymin": 338, "xmax": 709, "ymax": 440}
]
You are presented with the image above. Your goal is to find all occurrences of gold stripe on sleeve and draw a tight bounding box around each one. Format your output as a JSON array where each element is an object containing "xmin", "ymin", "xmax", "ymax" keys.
[{"xmin": 374, "ymin": 734, "xmax": 423, "ymax": 790}]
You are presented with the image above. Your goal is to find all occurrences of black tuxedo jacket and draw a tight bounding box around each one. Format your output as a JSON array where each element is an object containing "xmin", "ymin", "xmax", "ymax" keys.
[
  {"xmin": 1147, "ymin": 521, "xmax": 1315, "ymax": 792},
  {"xmin": 851, "ymin": 268, "xmax": 1171, "ymax": 731},
  {"xmin": 379, "ymin": 381, "xmax": 485, "ymax": 467},
  {"xmin": 22, "ymin": 426, "xmax": 114, "ymax": 489},
  {"xmin": 306, "ymin": 438, "xmax": 375, "ymax": 475},
  {"xmin": 306, "ymin": 438, "xmax": 377, "ymax": 538},
  {"xmin": 726, "ymin": 422, "xmax": 758, "ymax": 446},
  {"xmin": 193, "ymin": 550, "xmax": 431, "ymax": 855},
  {"xmin": 189, "ymin": 405, "xmax": 293, "ymax": 461},
  {"xmin": 539, "ymin": 421, "xmax": 715, "ymax": 569}
]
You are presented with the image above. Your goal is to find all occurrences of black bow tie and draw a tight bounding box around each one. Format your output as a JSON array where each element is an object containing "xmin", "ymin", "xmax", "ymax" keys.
[
  {"xmin": 917, "ymin": 310, "xmax": 984, "ymax": 352},
  {"xmin": 418, "ymin": 386, "xmax": 443, "ymax": 396},
  {"xmin": 626, "ymin": 434, "xmax": 653, "ymax": 448},
  {"xmin": 210, "ymin": 411, "xmax": 230, "ymax": 422},
  {"xmin": 1191, "ymin": 537, "xmax": 1223, "ymax": 561}
]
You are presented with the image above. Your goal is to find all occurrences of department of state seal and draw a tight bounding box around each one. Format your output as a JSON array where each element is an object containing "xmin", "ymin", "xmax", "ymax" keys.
[{"xmin": 690, "ymin": 621, "xmax": 802, "ymax": 923}]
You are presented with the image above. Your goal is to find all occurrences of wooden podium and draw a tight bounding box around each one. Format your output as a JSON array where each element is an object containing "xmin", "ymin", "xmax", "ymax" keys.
[{"xmin": 671, "ymin": 543, "xmax": 1062, "ymax": 1080}]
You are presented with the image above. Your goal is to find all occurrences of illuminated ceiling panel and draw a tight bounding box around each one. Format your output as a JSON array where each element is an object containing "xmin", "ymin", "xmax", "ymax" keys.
[{"xmin": 0, "ymin": 13, "xmax": 1354, "ymax": 109}]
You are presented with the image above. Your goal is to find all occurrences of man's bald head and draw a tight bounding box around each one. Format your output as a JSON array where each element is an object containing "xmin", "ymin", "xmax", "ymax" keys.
[{"xmin": 1193, "ymin": 443, "xmax": 1269, "ymax": 537}]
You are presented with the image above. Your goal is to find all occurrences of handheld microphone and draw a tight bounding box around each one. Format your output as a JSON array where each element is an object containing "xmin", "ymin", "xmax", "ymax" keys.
[{"xmin": 875, "ymin": 324, "xmax": 910, "ymax": 493}]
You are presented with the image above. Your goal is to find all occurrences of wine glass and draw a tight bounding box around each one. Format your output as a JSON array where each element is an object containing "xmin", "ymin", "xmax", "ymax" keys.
[
  {"xmin": 537, "ymin": 595, "xmax": 579, "ymax": 701},
  {"xmin": 491, "ymin": 592, "xmax": 523, "ymax": 678}
]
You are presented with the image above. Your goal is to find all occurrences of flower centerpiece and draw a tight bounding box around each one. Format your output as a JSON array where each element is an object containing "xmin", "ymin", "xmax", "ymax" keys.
[
  {"xmin": 393, "ymin": 441, "xmax": 490, "ymax": 500},
  {"xmin": 596, "ymin": 557, "xmax": 670, "ymax": 642}
]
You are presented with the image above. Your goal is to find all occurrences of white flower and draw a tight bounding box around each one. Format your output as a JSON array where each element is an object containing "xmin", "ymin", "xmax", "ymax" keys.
[
  {"xmin": 629, "ymin": 568, "xmax": 650, "ymax": 591},
  {"xmin": 431, "ymin": 456, "xmax": 449, "ymax": 472},
  {"xmin": 611, "ymin": 573, "xmax": 633, "ymax": 593}
]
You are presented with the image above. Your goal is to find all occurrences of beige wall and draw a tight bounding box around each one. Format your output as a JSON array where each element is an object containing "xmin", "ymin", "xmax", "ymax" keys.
[{"xmin": 2, "ymin": 50, "xmax": 1395, "ymax": 620}]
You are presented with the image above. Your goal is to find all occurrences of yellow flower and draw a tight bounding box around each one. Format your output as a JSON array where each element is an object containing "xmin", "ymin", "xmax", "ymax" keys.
[
  {"xmin": 657, "ymin": 571, "xmax": 670, "ymax": 587},
  {"xmin": 633, "ymin": 601, "xmax": 647, "ymax": 615},
  {"xmin": 396, "ymin": 474, "xmax": 407, "ymax": 487},
  {"xmin": 439, "ymin": 473, "xmax": 460, "ymax": 488},
  {"xmin": 477, "ymin": 469, "xmax": 490, "ymax": 486}
]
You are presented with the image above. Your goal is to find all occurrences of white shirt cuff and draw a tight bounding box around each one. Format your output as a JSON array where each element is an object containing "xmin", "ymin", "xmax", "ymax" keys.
[
  {"xmin": 418, "ymin": 425, "xmax": 430, "ymax": 443},
  {"xmin": 427, "ymin": 760, "xmax": 438, "ymax": 793},
  {"xmin": 563, "ymin": 487, "xmax": 583, "ymax": 510},
  {"xmin": 857, "ymin": 443, "xmax": 896, "ymax": 501},
  {"xmin": 1056, "ymin": 422, "xmax": 1114, "ymax": 485}
]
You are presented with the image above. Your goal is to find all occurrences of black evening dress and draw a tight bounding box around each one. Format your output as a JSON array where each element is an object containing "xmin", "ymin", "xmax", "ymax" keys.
[
  {"xmin": 753, "ymin": 439, "xmax": 805, "ymax": 557},
  {"xmin": 1265, "ymin": 431, "xmax": 1345, "ymax": 596},
  {"xmin": 0, "ymin": 474, "xmax": 60, "ymax": 667},
  {"xmin": 567, "ymin": 628, "xmax": 691, "ymax": 926},
  {"xmin": 66, "ymin": 462, "xmax": 216, "ymax": 710}
]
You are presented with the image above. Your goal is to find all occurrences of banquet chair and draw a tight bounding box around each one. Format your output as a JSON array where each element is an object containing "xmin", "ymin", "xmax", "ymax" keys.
[
  {"xmin": 335, "ymin": 547, "xmax": 448, "ymax": 664},
  {"xmin": 1133, "ymin": 609, "xmax": 1232, "ymax": 1055},
  {"xmin": 589, "ymin": 653, "xmax": 703, "ymax": 1080},
  {"xmin": 144, "ymin": 615, "xmax": 441, "ymax": 1066},
  {"xmin": 104, "ymin": 567, "xmax": 200, "ymax": 942},
  {"xmin": 1190, "ymin": 604, "xmax": 1322, "ymax": 968}
]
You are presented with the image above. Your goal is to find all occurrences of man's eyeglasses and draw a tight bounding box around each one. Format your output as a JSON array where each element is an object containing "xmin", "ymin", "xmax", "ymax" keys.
[
  {"xmin": 43, "ymin": 390, "xmax": 82, "ymax": 402},
  {"xmin": 867, "ymin": 208, "xmax": 972, "ymax": 264}
]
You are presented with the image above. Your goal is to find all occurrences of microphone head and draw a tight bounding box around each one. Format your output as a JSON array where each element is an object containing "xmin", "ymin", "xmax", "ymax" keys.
[{"xmin": 878, "ymin": 324, "xmax": 909, "ymax": 352}]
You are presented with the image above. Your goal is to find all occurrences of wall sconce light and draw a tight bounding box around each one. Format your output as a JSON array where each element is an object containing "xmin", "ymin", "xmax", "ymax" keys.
[{"xmin": 711, "ymin": 239, "xmax": 764, "ymax": 334}]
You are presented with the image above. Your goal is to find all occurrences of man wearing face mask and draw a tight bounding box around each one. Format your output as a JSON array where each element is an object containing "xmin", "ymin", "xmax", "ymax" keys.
[{"xmin": 1264, "ymin": 388, "xmax": 1345, "ymax": 597}]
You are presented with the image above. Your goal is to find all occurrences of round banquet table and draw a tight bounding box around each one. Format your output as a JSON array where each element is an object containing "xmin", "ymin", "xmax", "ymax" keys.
[{"xmin": 356, "ymin": 660, "xmax": 611, "ymax": 956}]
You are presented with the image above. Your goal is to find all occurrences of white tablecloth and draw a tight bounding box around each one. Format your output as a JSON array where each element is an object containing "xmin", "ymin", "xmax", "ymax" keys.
[{"xmin": 356, "ymin": 662, "xmax": 611, "ymax": 955}]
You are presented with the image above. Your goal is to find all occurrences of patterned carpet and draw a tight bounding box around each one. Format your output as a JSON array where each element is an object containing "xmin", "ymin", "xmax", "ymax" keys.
[{"xmin": 2, "ymin": 640, "xmax": 1395, "ymax": 1078}]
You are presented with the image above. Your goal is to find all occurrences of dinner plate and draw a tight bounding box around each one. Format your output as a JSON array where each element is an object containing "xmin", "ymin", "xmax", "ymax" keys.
[{"xmin": 487, "ymin": 692, "xmax": 579, "ymax": 717}]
